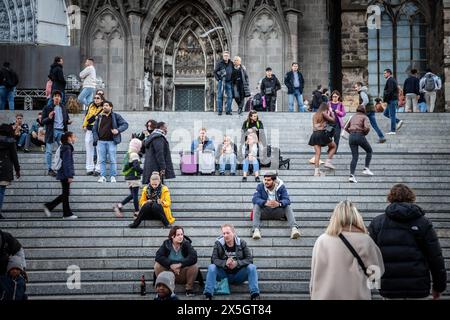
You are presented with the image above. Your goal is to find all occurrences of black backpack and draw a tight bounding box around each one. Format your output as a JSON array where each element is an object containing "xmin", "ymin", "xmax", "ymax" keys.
[
  {"xmin": 312, "ymin": 90, "xmax": 323, "ymax": 109},
  {"xmin": 252, "ymin": 93, "xmax": 263, "ymax": 108}
]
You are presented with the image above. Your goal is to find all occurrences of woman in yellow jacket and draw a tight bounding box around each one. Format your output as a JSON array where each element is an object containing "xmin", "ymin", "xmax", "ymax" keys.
[{"xmin": 129, "ymin": 172, "xmax": 175, "ymax": 228}]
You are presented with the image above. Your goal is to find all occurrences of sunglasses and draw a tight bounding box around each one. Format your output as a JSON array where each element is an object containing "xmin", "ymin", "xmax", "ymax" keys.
[{"xmin": 94, "ymin": 96, "xmax": 102, "ymax": 99}]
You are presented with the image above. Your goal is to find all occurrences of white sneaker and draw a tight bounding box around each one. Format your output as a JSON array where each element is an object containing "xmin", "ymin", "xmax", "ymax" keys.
[
  {"xmin": 309, "ymin": 157, "xmax": 325, "ymax": 165},
  {"xmin": 97, "ymin": 176, "xmax": 107, "ymax": 183},
  {"xmin": 386, "ymin": 132, "xmax": 396, "ymax": 135},
  {"xmin": 290, "ymin": 227, "xmax": 301, "ymax": 239},
  {"xmin": 324, "ymin": 160, "xmax": 335, "ymax": 170},
  {"xmin": 252, "ymin": 228, "xmax": 261, "ymax": 240},
  {"xmin": 63, "ymin": 215, "xmax": 78, "ymax": 220},
  {"xmin": 110, "ymin": 176, "xmax": 117, "ymax": 183},
  {"xmin": 362, "ymin": 168, "xmax": 374, "ymax": 176},
  {"xmin": 113, "ymin": 204, "xmax": 124, "ymax": 218},
  {"xmin": 349, "ymin": 175, "xmax": 358, "ymax": 183},
  {"xmin": 396, "ymin": 120, "xmax": 404, "ymax": 131},
  {"xmin": 43, "ymin": 205, "xmax": 51, "ymax": 218}
]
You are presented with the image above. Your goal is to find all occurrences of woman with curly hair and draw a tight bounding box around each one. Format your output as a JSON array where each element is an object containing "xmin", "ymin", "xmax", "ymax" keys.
[{"xmin": 368, "ymin": 184, "xmax": 447, "ymax": 299}]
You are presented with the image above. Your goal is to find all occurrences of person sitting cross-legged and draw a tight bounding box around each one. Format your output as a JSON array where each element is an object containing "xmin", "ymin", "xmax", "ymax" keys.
[
  {"xmin": 251, "ymin": 171, "xmax": 301, "ymax": 240},
  {"xmin": 204, "ymin": 224, "xmax": 260, "ymax": 300},
  {"xmin": 129, "ymin": 171, "xmax": 175, "ymax": 228}
]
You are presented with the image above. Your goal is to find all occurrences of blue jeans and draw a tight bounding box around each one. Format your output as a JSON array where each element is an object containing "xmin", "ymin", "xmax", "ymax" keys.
[
  {"xmin": 0, "ymin": 86, "xmax": 15, "ymax": 110},
  {"xmin": 78, "ymin": 87, "xmax": 95, "ymax": 108},
  {"xmin": 98, "ymin": 140, "xmax": 117, "ymax": 177},
  {"xmin": 0, "ymin": 185, "xmax": 6, "ymax": 213},
  {"xmin": 418, "ymin": 102, "xmax": 427, "ymax": 113},
  {"xmin": 366, "ymin": 112, "xmax": 385, "ymax": 139},
  {"xmin": 204, "ymin": 264, "xmax": 260, "ymax": 296},
  {"xmin": 219, "ymin": 153, "xmax": 237, "ymax": 174},
  {"xmin": 383, "ymin": 100, "xmax": 400, "ymax": 132},
  {"xmin": 16, "ymin": 133, "xmax": 27, "ymax": 148},
  {"xmin": 288, "ymin": 89, "xmax": 305, "ymax": 112},
  {"xmin": 46, "ymin": 129, "xmax": 64, "ymax": 170},
  {"xmin": 217, "ymin": 80, "xmax": 233, "ymax": 113},
  {"xmin": 243, "ymin": 158, "xmax": 259, "ymax": 174}
]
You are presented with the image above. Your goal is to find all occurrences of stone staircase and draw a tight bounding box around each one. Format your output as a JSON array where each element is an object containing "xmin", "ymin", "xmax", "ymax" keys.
[{"xmin": 0, "ymin": 111, "xmax": 449, "ymax": 300}]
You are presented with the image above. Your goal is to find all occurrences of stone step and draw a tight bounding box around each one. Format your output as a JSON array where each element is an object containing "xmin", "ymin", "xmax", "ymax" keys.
[
  {"xmin": 2, "ymin": 219, "xmax": 450, "ymax": 229},
  {"xmin": 25, "ymin": 280, "xmax": 309, "ymax": 296},
  {"xmin": 12, "ymin": 236, "xmax": 450, "ymax": 249}
]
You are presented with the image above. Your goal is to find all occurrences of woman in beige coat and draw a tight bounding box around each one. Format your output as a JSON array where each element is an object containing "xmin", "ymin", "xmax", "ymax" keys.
[{"xmin": 310, "ymin": 200, "xmax": 384, "ymax": 300}]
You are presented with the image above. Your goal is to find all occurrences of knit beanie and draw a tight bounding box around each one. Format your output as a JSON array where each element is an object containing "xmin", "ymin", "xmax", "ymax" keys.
[
  {"xmin": 129, "ymin": 138, "xmax": 142, "ymax": 153},
  {"xmin": 155, "ymin": 271, "xmax": 175, "ymax": 293}
]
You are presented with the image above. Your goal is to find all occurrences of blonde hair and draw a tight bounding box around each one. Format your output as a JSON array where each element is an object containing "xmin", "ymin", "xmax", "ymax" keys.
[
  {"xmin": 325, "ymin": 201, "xmax": 367, "ymax": 236},
  {"xmin": 246, "ymin": 132, "xmax": 259, "ymax": 145},
  {"xmin": 221, "ymin": 223, "xmax": 236, "ymax": 234},
  {"xmin": 150, "ymin": 171, "xmax": 161, "ymax": 183},
  {"xmin": 234, "ymin": 56, "xmax": 241, "ymax": 63}
]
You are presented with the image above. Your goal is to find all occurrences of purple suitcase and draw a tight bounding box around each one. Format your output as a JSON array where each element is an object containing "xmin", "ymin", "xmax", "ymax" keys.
[{"xmin": 180, "ymin": 153, "xmax": 198, "ymax": 174}]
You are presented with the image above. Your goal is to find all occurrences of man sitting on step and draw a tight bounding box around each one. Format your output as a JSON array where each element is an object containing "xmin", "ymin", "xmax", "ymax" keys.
[{"xmin": 251, "ymin": 171, "xmax": 301, "ymax": 240}]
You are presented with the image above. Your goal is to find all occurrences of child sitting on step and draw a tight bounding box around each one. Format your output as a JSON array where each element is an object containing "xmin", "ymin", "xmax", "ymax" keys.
[{"xmin": 114, "ymin": 138, "xmax": 143, "ymax": 218}]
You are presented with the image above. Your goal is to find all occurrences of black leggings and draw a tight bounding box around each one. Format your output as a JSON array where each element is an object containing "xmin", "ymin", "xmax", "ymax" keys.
[
  {"xmin": 46, "ymin": 179, "xmax": 72, "ymax": 217},
  {"xmin": 333, "ymin": 122, "xmax": 341, "ymax": 153},
  {"xmin": 349, "ymin": 133, "xmax": 373, "ymax": 175},
  {"xmin": 121, "ymin": 186, "xmax": 140, "ymax": 211},
  {"xmin": 131, "ymin": 202, "xmax": 169, "ymax": 228}
]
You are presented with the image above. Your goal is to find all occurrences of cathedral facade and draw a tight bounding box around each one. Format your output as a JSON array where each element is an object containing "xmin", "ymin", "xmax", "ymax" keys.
[{"xmin": 1, "ymin": 0, "xmax": 449, "ymax": 111}]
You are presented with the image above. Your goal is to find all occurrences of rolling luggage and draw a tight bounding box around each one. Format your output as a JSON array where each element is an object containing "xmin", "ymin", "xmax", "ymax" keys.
[
  {"xmin": 180, "ymin": 152, "xmax": 198, "ymax": 175},
  {"xmin": 198, "ymin": 150, "xmax": 216, "ymax": 175}
]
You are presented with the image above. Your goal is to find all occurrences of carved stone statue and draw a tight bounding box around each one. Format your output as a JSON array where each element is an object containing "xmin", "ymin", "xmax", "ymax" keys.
[
  {"xmin": 164, "ymin": 78, "xmax": 174, "ymax": 110},
  {"xmin": 144, "ymin": 72, "xmax": 152, "ymax": 108},
  {"xmin": 154, "ymin": 77, "xmax": 162, "ymax": 110}
]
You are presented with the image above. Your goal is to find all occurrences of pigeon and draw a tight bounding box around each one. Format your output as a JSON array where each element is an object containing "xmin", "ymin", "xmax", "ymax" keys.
[{"xmin": 199, "ymin": 27, "xmax": 224, "ymax": 38}]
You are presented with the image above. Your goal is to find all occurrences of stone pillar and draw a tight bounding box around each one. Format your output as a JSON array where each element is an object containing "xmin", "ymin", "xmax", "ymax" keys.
[
  {"xmin": 444, "ymin": 1, "xmax": 450, "ymax": 111},
  {"xmin": 127, "ymin": 12, "xmax": 143, "ymax": 111},
  {"xmin": 230, "ymin": 2, "xmax": 245, "ymax": 56},
  {"xmin": 340, "ymin": 11, "xmax": 368, "ymax": 111},
  {"xmin": 284, "ymin": 8, "xmax": 301, "ymax": 66}
]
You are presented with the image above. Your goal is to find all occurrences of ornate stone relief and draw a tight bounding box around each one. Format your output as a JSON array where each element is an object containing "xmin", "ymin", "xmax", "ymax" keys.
[{"xmin": 249, "ymin": 13, "xmax": 279, "ymax": 41}]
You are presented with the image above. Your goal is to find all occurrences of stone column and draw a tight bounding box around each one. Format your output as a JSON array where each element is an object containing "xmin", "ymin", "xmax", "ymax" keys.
[
  {"xmin": 230, "ymin": 3, "xmax": 245, "ymax": 56},
  {"xmin": 444, "ymin": 1, "xmax": 450, "ymax": 111},
  {"xmin": 284, "ymin": 8, "xmax": 301, "ymax": 66},
  {"xmin": 127, "ymin": 11, "xmax": 143, "ymax": 111}
]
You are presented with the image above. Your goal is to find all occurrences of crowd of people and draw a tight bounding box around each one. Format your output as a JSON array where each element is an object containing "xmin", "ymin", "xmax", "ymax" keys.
[{"xmin": 0, "ymin": 55, "xmax": 448, "ymax": 301}]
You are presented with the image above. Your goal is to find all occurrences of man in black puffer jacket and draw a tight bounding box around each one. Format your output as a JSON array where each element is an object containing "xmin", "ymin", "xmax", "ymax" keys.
[
  {"xmin": 368, "ymin": 184, "xmax": 447, "ymax": 299},
  {"xmin": 154, "ymin": 226, "xmax": 200, "ymax": 297}
]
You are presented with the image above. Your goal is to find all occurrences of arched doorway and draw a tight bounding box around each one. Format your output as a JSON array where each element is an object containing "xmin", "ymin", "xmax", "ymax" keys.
[
  {"xmin": 143, "ymin": 1, "xmax": 229, "ymax": 111},
  {"xmin": 174, "ymin": 31, "xmax": 206, "ymax": 111}
]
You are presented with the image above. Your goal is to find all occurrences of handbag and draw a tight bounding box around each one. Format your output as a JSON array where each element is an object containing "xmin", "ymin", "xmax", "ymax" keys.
[
  {"xmin": 214, "ymin": 277, "xmax": 231, "ymax": 295},
  {"xmin": 339, "ymin": 234, "xmax": 369, "ymax": 277},
  {"xmin": 324, "ymin": 123, "xmax": 335, "ymax": 138},
  {"xmin": 340, "ymin": 116, "xmax": 353, "ymax": 140}
]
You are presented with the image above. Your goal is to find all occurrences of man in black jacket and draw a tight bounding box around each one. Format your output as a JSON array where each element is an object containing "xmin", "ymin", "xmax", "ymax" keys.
[
  {"xmin": 403, "ymin": 69, "xmax": 421, "ymax": 113},
  {"xmin": 260, "ymin": 67, "xmax": 281, "ymax": 112},
  {"xmin": 204, "ymin": 224, "xmax": 260, "ymax": 300},
  {"xmin": 42, "ymin": 91, "xmax": 71, "ymax": 176},
  {"xmin": 48, "ymin": 56, "xmax": 66, "ymax": 104},
  {"xmin": 214, "ymin": 51, "xmax": 233, "ymax": 115},
  {"xmin": 154, "ymin": 226, "xmax": 200, "ymax": 296},
  {"xmin": 0, "ymin": 62, "xmax": 19, "ymax": 111},
  {"xmin": 382, "ymin": 69, "xmax": 403, "ymax": 135},
  {"xmin": 368, "ymin": 184, "xmax": 447, "ymax": 299},
  {"xmin": 284, "ymin": 63, "xmax": 305, "ymax": 112},
  {"xmin": 142, "ymin": 122, "xmax": 175, "ymax": 184}
]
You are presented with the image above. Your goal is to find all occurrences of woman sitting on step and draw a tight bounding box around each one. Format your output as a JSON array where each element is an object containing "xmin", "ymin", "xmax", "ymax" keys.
[{"xmin": 129, "ymin": 172, "xmax": 175, "ymax": 228}]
